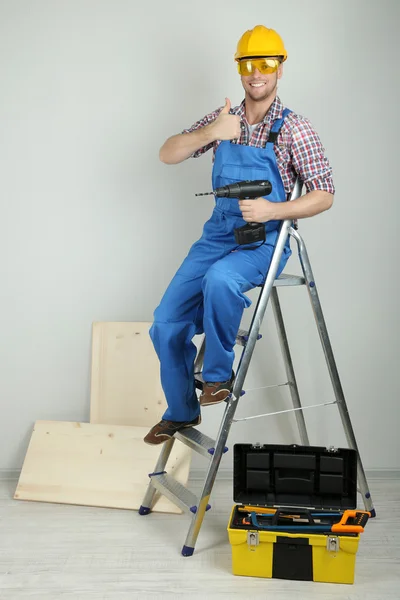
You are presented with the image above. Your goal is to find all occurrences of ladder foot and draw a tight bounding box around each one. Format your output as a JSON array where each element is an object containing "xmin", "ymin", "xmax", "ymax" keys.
[
  {"xmin": 182, "ymin": 545, "xmax": 195, "ymax": 557},
  {"xmin": 369, "ymin": 508, "xmax": 377, "ymax": 518},
  {"xmin": 190, "ymin": 504, "xmax": 211, "ymax": 514},
  {"xmin": 208, "ymin": 447, "xmax": 228, "ymax": 455},
  {"xmin": 138, "ymin": 505, "xmax": 151, "ymax": 515}
]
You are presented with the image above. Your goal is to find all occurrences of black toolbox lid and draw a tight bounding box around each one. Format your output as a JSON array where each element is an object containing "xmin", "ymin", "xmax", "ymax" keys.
[{"xmin": 233, "ymin": 443, "xmax": 358, "ymax": 510}]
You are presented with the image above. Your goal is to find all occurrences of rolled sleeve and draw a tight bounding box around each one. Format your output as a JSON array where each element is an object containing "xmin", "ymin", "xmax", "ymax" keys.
[
  {"xmin": 181, "ymin": 108, "xmax": 222, "ymax": 158},
  {"xmin": 290, "ymin": 116, "xmax": 335, "ymax": 194}
]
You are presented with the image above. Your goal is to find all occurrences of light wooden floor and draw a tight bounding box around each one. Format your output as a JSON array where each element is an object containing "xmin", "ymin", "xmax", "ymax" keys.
[{"xmin": 0, "ymin": 477, "xmax": 399, "ymax": 599}]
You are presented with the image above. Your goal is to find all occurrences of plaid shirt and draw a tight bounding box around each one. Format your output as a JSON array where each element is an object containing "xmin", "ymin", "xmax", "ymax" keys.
[{"xmin": 182, "ymin": 96, "xmax": 335, "ymax": 196}]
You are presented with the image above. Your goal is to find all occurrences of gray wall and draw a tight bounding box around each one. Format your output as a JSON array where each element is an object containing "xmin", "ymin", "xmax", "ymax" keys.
[{"xmin": 1, "ymin": 0, "xmax": 399, "ymax": 476}]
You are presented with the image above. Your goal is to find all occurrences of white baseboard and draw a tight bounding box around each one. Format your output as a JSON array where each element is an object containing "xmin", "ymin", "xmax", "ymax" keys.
[
  {"xmin": 190, "ymin": 468, "xmax": 232, "ymax": 481},
  {"xmin": 2, "ymin": 467, "xmax": 400, "ymax": 482},
  {"xmin": 188, "ymin": 468, "xmax": 400, "ymax": 481},
  {"xmin": 0, "ymin": 469, "xmax": 20, "ymax": 481}
]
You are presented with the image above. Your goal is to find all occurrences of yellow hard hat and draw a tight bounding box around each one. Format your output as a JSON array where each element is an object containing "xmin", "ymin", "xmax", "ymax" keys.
[{"xmin": 234, "ymin": 25, "xmax": 287, "ymax": 62}]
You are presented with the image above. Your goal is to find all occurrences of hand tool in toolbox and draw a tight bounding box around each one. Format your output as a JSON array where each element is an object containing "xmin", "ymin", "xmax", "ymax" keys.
[
  {"xmin": 237, "ymin": 507, "xmax": 371, "ymax": 534},
  {"xmin": 250, "ymin": 510, "xmax": 370, "ymax": 534}
]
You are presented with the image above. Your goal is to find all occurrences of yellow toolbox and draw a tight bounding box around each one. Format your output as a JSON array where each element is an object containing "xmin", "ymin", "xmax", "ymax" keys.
[{"xmin": 227, "ymin": 443, "xmax": 369, "ymax": 584}]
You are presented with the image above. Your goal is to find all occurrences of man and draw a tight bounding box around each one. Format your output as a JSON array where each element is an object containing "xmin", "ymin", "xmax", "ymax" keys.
[{"xmin": 144, "ymin": 25, "xmax": 334, "ymax": 445}]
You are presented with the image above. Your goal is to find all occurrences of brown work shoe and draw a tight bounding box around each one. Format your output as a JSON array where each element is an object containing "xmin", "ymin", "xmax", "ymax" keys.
[
  {"xmin": 143, "ymin": 414, "xmax": 201, "ymax": 446},
  {"xmin": 200, "ymin": 372, "xmax": 235, "ymax": 407}
]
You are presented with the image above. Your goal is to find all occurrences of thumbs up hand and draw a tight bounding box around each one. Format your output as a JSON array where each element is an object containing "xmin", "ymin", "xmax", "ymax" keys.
[
  {"xmin": 221, "ymin": 97, "xmax": 232, "ymax": 114},
  {"xmin": 209, "ymin": 98, "xmax": 241, "ymax": 141}
]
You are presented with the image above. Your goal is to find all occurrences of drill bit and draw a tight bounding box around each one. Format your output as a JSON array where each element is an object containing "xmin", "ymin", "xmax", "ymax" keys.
[{"xmin": 195, "ymin": 191, "xmax": 214, "ymax": 196}]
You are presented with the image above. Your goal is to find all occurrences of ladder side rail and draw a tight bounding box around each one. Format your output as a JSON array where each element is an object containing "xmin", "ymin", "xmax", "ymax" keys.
[
  {"xmin": 182, "ymin": 179, "xmax": 304, "ymax": 553},
  {"xmin": 232, "ymin": 178, "xmax": 303, "ymax": 400},
  {"xmin": 290, "ymin": 227, "xmax": 374, "ymax": 514},
  {"xmin": 270, "ymin": 286, "xmax": 310, "ymax": 445}
]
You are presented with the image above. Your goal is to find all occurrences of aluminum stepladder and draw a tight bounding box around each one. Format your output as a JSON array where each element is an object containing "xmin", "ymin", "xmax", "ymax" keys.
[{"xmin": 139, "ymin": 178, "xmax": 376, "ymax": 556}]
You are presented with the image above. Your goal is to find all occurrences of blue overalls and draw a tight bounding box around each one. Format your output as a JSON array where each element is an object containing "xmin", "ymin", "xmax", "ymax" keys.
[{"xmin": 150, "ymin": 109, "xmax": 292, "ymax": 422}]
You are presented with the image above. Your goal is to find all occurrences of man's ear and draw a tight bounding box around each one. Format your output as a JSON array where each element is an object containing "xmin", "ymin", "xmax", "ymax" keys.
[{"xmin": 277, "ymin": 64, "xmax": 284, "ymax": 80}]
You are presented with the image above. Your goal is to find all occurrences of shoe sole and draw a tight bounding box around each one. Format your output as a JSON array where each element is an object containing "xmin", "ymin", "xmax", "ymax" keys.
[
  {"xmin": 143, "ymin": 417, "xmax": 202, "ymax": 446},
  {"xmin": 200, "ymin": 393, "xmax": 231, "ymax": 407},
  {"xmin": 143, "ymin": 438, "xmax": 167, "ymax": 446}
]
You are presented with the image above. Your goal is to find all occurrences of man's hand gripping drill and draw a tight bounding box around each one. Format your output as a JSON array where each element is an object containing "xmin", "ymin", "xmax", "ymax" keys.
[{"xmin": 196, "ymin": 180, "xmax": 273, "ymax": 246}]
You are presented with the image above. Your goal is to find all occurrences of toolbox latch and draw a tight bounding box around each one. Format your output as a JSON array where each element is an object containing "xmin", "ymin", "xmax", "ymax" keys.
[
  {"xmin": 247, "ymin": 531, "xmax": 259, "ymax": 548},
  {"xmin": 326, "ymin": 536, "xmax": 340, "ymax": 553}
]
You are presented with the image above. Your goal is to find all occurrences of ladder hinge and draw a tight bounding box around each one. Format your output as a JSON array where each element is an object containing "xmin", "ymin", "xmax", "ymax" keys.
[
  {"xmin": 326, "ymin": 536, "xmax": 340, "ymax": 553},
  {"xmin": 247, "ymin": 531, "xmax": 259, "ymax": 548},
  {"xmin": 252, "ymin": 442, "xmax": 264, "ymax": 450}
]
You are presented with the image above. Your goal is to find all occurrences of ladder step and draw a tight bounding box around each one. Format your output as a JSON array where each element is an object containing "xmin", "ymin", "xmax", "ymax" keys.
[
  {"xmin": 175, "ymin": 427, "xmax": 228, "ymax": 459},
  {"xmin": 274, "ymin": 274, "xmax": 305, "ymax": 286},
  {"xmin": 236, "ymin": 328, "xmax": 262, "ymax": 346},
  {"xmin": 150, "ymin": 472, "xmax": 210, "ymax": 515}
]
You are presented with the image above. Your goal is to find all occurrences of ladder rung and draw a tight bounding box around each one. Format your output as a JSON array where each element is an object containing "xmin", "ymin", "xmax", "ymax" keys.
[
  {"xmin": 150, "ymin": 473, "xmax": 204, "ymax": 515},
  {"xmin": 274, "ymin": 274, "xmax": 305, "ymax": 286},
  {"xmin": 236, "ymin": 328, "xmax": 262, "ymax": 346},
  {"xmin": 175, "ymin": 427, "xmax": 228, "ymax": 459}
]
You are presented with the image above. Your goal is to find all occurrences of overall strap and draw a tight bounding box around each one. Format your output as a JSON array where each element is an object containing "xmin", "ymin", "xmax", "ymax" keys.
[{"xmin": 266, "ymin": 108, "xmax": 292, "ymax": 144}]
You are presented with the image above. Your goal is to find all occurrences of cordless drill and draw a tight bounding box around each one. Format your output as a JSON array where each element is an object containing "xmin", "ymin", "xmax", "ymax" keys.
[{"xmin": 195, "ymin": 180, "xmax": 272, "ymax": 245}]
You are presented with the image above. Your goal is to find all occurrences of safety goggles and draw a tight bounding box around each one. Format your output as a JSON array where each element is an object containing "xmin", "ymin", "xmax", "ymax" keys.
[{"xmin": 237, "ymin": 57, "xmax": 281, "ymax": 76}]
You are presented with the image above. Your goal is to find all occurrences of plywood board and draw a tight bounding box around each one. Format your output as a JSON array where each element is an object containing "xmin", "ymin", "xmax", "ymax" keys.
[
  {"xmin": 90, "ymin": 322, "xmax": 166, "ymax": 427},
  {"xmin": 14, "ymin": 421, "xmax": 191, "ymax": 514}
]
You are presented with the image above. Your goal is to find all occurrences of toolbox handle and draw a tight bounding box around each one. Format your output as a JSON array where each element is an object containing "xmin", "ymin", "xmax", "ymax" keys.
[
  {"xmin": 269, "ymin": 507, "xmax": 316, "ymax": 526},
  {"xmin": 249, "ymin": 512, "xmax": 332, "ymax": 533},
  {"xmin": 250, "ymin": 511, "xmax": 324, "ymax": 532}
]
